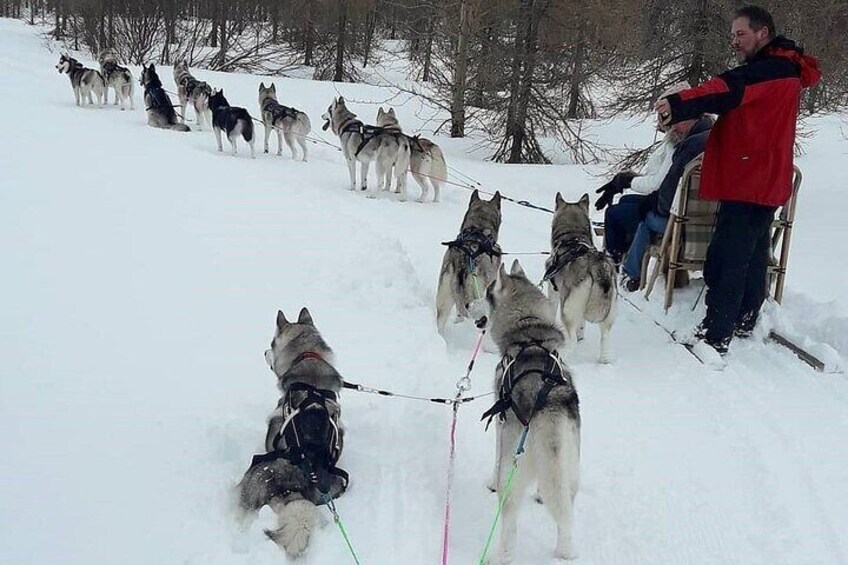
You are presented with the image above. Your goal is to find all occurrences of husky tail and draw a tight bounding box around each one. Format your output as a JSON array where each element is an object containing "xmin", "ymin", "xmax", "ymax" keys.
[
  {"xmin": 430, "ymin": 144, "xmax": 448, "ymax": 181},
  {"xmin": 265, "ymin": 499, "xmax": 321, "ymax": 558},
  {"xmin": 228, "ymin": 108, "xmax": 254, "ymax": 142},
  {"xmin": 528, "ymin": 408, "xmax": 580, "ymax": 560},
  {"xmin": 587, "ymin": 256, "xmax": 616, "ymax": 319}
]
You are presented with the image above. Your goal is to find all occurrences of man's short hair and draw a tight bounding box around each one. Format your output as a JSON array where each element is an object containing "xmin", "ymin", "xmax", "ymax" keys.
[{"xmin": 734, "ymin": 5, "xmax": 776, "ymax": 38}]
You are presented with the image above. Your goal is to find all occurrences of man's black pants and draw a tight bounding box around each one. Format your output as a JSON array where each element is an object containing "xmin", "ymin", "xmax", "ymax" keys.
[{"xmin": 702, "ymin": 201, "xmax": 777, "ymax": 347}]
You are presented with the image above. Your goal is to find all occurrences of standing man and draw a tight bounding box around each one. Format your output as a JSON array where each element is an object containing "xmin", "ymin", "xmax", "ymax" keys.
[{"xmin": 655, "ymin": 5, "xmax": 820, "ymax": 355}]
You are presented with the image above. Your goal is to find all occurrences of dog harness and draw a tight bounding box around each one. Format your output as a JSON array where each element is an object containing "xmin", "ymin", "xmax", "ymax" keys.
[
  {"xmin": 350, "ymin": 123, "xmax": 406, "ymax": 157},
  {"xmin": 441, "ymin": 228, "xmax": 502, "ymax": 262},
  {"xmin": 263, "ymin": 99, "xmax": 301, "ymax": 122},
  {"xmin": 540, "ymin": 235, "xmax": 596, "ymax": 291},
  {"xmin": 249, "ymin": 353, "xmax": 349, "ymax": 505},
  {"xmin": 481, "ymin": 342, "xmax": 571, "ymax": 428}
]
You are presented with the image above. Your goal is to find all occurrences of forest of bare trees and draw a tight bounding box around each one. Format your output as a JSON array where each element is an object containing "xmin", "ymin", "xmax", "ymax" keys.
[{"xmin": 2, "ymin": 0, "xmax": 846, "ymax": 163}]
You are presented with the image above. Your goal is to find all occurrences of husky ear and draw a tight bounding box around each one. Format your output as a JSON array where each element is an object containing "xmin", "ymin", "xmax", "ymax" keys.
[
  {"xmin": 555, "ymin": 192, "xmax": 565, "ymax": 209},
  {"xmin": 276, "ymin": 309, "xmax": 288, "ymax": 330},
  {"xmin": 470, "ymin": 189, "xmax": 481, "ymax": 203},
  {"xmin": 259, "ymin": 81, "xmax": 265, "ymax": 89},
  {"xmin": 495, "ymin": 262, "xmax": 508, "ymax": 291},
  {"xmin": 377, "ymin": 107, "xmax": 384, "ymax": 117},
  {"xmin": 149, "ymin": 63, "xmax": 156, "ymax": 71},
  {"xmin": 491, "ymin": 191, "xmax": 502, "ymax": 209},
  {"xmin": 388, "ymin": 108, "xmax": 396, "ymax": 117},
  {"xmin": 510, "ymin": 259, "xmax": 526, "ymax": 278},
  {"xmin": 338, "ymin": 96, "xmax": 345, "ymax": 105},
  {"xmin": 270, "ymin": 83, "xmax": 276, "ymax": 92},
  {"xmin": 578, "ymin": 193, "xmax": 590, "ymax": 210},
  {"xmin": 297, "ymin": 307, "xmax": 314, "ymax": 326}
]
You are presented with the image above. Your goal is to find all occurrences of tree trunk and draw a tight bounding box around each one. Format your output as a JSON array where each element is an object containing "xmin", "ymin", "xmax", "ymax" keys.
[
  {"xmin": 210, "ymin": 0, "xmax": 219, "ymax": 48},
  {"xmin": 54, "ymin": 2, "xmax": 61, "ymax": 40},
  {"xmin": 450, "ymin": 0, "xmax": 470, "ymax": 137},
  {"xmin": 566, "ymin": 26, "xmax": 586, "ymax": 119},
  {"xmin": 333, "ymin": 0, "xmax": 348, "ymax": 82},
  {"xmin": 500, "ymin": 0, "xmax": 547, "ymax": 164},
  {"xmin": 422, "ymin": 17, "xmax": 434, "ymax": 82},
  {"xmin": 304, "ymin": 0, "xmax": 315, "ymax": 66},
  {"xmin": 363, "ymin": 5, "xmax": 378, "ymax": 68}
]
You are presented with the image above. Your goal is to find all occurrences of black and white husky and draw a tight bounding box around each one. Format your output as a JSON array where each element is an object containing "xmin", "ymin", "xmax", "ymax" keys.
[
  {"xmin": 483, "ymin": 260, "xmax": 581, "ymax": 563},
  {"xmin": 208, "ymin": 89, "xmax": 255, "ymax": 158},
  {"xmin": 258, "ymin": 82, "xmax": 311, "ymax": 161},
  {"xmin": 97, "ymin": 48, "xmax": 134, "ymax": 110},
  {"xmin": 55, "ymin": 54, "xmax": 105, "ymax": 106},
  {"xmin": 237, "ymin": 308, "xmax": 347, "ymax": 558},
  {"xmin": 173, "ymin": 60, "xmax": 212, "ymax": 131},
  {"xmin": 139, "ymin": 64, "xmax": 190, "ymax": 132}
]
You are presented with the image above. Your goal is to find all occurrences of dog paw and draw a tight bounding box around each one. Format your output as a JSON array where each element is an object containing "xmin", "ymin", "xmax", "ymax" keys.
[
  {"xmin": 487, "ymin": 552, "xmax": 513, "ymax": 565},
  {"xmin": 554, "ymin": 547, "xmax": 579, "ymax": 561}
]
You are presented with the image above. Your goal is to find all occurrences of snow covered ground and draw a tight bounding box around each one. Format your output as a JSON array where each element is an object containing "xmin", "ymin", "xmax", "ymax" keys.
[{"xmin": 2, "ymin": 17, "xmax": 848, "ymax": 565}]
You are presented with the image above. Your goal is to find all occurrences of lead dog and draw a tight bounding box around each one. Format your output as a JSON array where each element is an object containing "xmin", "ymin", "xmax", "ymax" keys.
[{"xmin": 55, "ymin": 54, "xmax": 105, "ymax": 106}]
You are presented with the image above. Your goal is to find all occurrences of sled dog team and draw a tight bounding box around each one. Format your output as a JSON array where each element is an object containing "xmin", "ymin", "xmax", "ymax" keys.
[
  {"xmin": 56, "ymin": 52, "xmax": 606, "ymax": 563},
  {"xmin": 235, "ymin": 189, "xmax": 612, "ymax": 563},
  {"xmin": 56, "ymin": 53, "xmax": 447, "ymax": 203}
]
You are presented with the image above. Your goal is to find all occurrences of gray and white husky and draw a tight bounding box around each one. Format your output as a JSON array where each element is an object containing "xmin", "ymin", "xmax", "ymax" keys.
[
  {"xmin": 375, "ymin": 107, "xmax": 446, "ymax": 203},
  {"xmin": 258, "ymin": 82, "xmax": 312, "ymax": 161},
  {"xmin": 321, "ymin": 97, "xmax": 411, "ymax": 200},
  {"xmin": 139, "ymin": 64, "xmax": 190, "ymax": 131},
  {"xmin": 209, "ymin": 89, "xmax": 255, "ymax": 157},
  {"xmin": 435, "ymin": 190, "xmax": 502, "ymax": 335},
  {"xmin": 173, "ymin": 60, "xmax": 212, "ymax": 131},
  {"xmin": 543, "ymin": 193, "xmax": 617, "ymax": 363},
  {"xmin": 237, "ymin": 308, "xmax": 347, "ymax": 558},
  {"xmin": 55, "ymin": 54, "xmax": 105, "ymax": 106},
  {"xmin": 484, "ymin": 259, "xmax": 580, "ymax": 563},
  {"xmin": 97, "ymin": 48, "xmax": 134, "ymax": 110}
]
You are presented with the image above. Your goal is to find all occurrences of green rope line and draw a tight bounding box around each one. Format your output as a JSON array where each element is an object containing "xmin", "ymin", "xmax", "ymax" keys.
[
  {"xmin": 471, "ymin": 272, "xmax": 483, "ymax": 301},
  {"xmin": 327, "ymin": 499, "xmax": 362, "ymax": 565},
  {"xmin": 477, "ymin": 428, "xmax": 529, "ymax": 565},
  {"xmin": 469, "ymin": 257, "xmax": 483, "ymax": 301}
]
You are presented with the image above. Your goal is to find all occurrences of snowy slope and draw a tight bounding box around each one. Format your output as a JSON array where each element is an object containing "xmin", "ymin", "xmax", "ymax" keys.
[{"xmin": 1, "ymin": 18, "xmax": 848, "ymax": 565}]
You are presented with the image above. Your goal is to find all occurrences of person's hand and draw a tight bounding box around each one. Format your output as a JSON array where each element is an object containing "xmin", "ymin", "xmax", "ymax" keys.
[
  {"xmin": 654, "ymin": 98, "xmax": 672, "ymax": 126},
  {"xmin": 594, "ymin": 171, "xmax": 636, "ymax": 210}
]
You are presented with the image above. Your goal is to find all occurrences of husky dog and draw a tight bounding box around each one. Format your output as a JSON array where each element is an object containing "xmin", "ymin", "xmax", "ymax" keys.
[
  {"xmin": 436, "ymin": 190, "xmax": 502, "ymax": 335},
  {"xmin": 542, "ymin": 193, "xmax": 617, "ymax": 363},
  {"xmin": 97, "ymin": 48, "xmax": 134, "ymax": 110},
  {"xmin": 173, "ymin": 60, "xmax": 212, "ymax": 131},
  {"xmin": 375, "ymin": 107, "xmax": 446, "ymax": 203},
  {"xmin": 321, "ymin": 97, "xmax": 411, "ymax": 200},
  {"xmin": 208, "ymin": 89, "xmax": 255, "ymax": 158},
  {"xmin": 258, "ymin": 82, "xmax": 312, "ymax": 161},
  {"xmin": 483, "ymin": 259, "xmax": 580, "ymax": 563},
  {"xmin": 408, "ymin": 135, "xmax": 447, "ymax": 203},
  {"xmin": 55, "ymin": 54, "xmax": 105, "ymax": 106},
  {"xmin": 139, "ymin": 64, "xmax": 190, "ymax": 132},
  {"xmin": 237, "ymin": 308, "xmax": 348, "ymax": 558}
]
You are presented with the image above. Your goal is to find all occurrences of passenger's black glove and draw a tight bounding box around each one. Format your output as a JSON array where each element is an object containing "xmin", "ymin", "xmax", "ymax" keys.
[{"xmin": 594, "ymin": 171, "xmax": 637, "ymax": 210}]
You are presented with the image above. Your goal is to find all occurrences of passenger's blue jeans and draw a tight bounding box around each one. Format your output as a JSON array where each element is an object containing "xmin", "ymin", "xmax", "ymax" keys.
[
  {"xmin": 603, "ymin": 194, "xmax": 647, "ymax": 263},
  {"xmin": 623, "ymin": 211, "xmax": 668, "ymax": 280}
]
